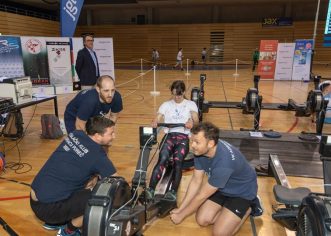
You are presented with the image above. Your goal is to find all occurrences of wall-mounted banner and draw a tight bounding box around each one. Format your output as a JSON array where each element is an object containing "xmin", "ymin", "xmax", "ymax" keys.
[
  {"xmin": 257, "ymin": 40, "xmax": 278, "ymax": 80},
  {"xmin": 46, "ymin": 37, "xmax": 72, "ymax": 85},
  {"xmin": 0, "ymin": 36, "xmax": 24, "ymax": 78},
  {"xmin": 291, "ymin": 39, "xmax": 313, "ymax": 81},
  {"xmin": 60, "ymin": 0, "xmax": 84, "ymax": 37},
  {"xmin": 94, "ymin": 38, "xmax": 115, "ymax": 79},
  {"xmin": 274, "ymin": 43, "xmax": 295, "ymax": 80},
  {"xmin": 20, "ymin": 36, "xmax": 50, "ymax": 85}
]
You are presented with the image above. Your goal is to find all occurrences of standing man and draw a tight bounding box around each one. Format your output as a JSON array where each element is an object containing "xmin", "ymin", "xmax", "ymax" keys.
[
  {"xmin": 252, "ymin": 48, "xmax": 260, "ymax": 71},
  {"xmin": 170, "ymin": 122, "xmax": 259, "ymax": 236},
  {"xmin": 201, "ymin": 48, "xmax": 207, "ymax": 65},
  {"xmin": 76, "ymin": 34, "xmax": 100, "ymax": 89},
  {"xmin": 64, "ymin": 75, "xmax": 122, "ymax": 134},
  {"xmin": 152, "ymin": 48, "xmax": 160, "ymax": 66},
  {"xmin": 30, "ymin": 116, "xmax": 118, "ymax": 236}
]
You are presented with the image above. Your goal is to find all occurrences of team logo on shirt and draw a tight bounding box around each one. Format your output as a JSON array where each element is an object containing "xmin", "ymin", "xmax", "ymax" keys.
[{"xmin": 220, "ymin": 140, "xmax": 236, "ymax": 160}]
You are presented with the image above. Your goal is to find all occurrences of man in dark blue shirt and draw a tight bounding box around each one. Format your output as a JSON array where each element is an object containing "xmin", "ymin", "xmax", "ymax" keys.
[
  {"xmin": 64, "ymin": 75, "xmax": 123, "ymax": 134},
  {"xmin": 170, "ymin": 122, "xmax": 258, "ymax": 235},
  {"xmin": 30, "ymin": 116, "xmax": 118, "ymax": 236}
]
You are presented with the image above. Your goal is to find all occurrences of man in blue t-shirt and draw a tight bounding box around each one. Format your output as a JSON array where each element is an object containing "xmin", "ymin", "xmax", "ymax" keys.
[
  {"xmin": 170, "ymin": 122, "xmax": 258, "ymax": 235},
  {"xmin": 30, "ymin": 116, "xmax": 118, "ymax": 236},
  {"xmin": 64, "ymin": 75, "xmax": 123, "ymax": 134}
]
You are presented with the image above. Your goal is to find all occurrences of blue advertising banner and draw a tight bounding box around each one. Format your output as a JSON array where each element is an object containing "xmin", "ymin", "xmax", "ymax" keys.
[
  {"xmin": 60, "ymin": 0, "xmax": 84, "ymax": 37},
  {"xmin": 324, "ymin": 0, "xmax": 331, "ymax": 46},
  {"xmin": 0, "ymin": 36, "xmax": 25, "ymax": 78},
  {"xmin": 291, "ymin": 39, "xmax": 314, "ymax": 81}
]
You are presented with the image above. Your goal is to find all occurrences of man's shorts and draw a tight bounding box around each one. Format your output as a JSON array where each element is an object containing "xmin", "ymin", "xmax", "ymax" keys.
[
  {"xmin": 30, "ymin": 189, "xmax": 92, "ymax": 224},
  {"xmin": 209, "ymin": 191, "xmax": 253, "ymax": 219}
]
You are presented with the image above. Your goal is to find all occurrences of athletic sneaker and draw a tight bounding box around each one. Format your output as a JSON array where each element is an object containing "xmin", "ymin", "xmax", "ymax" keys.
[
  {"xmin": 145, "ymin": 188, "xmax": 155, "ymax": 200},
  {"xmin": 57, "ymin": 227, "xmax": 81, "ymax": 236},
  {"xmin": 251, "ymin": 195, "xmax": 264, "ymax": 217},
  {"xmin": 164, "ymin": 189, "xmax": 177, "ymax": 201},
  {"xmin": 43, "ymin": 223, "xmax": 65, "ymax": 231}
]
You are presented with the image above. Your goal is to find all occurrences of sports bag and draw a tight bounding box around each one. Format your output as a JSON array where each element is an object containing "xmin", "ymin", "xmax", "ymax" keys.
[
  {"xmin": 2, "ymin": 110, "xmax": 24, "ymax": 139},
  {"xmin": 41, "ymin": 114, "xmax": 63, "ymax": 139}
]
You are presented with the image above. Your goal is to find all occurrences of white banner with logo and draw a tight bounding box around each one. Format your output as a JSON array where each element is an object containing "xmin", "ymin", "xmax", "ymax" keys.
[
  {"xmin": 274, "ymin": 43, "xmax": 295, "ymax": 80},
  {"xmin": 94, "ymin": 38, "xmax": 115, "ymax": 79},
  {"xmin": 291, "ymin": 39, "xmax": 314, "ymax": 81},
  {"xmin": 46, "ymin": 37, "xmax": 72, "ymax": 85},
  {"xmin": 71, "ymin": 37, "xmax": 83, "ymax": 82},
  {"xmin": 20, "ymin": 36, "xmax": 50, "ymax": 85}
]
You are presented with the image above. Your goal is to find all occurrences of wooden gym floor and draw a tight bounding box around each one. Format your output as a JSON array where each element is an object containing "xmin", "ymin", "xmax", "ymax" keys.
[{"xmin": 0, "ymin": 65, "xmax": 330, "ymax": 236}]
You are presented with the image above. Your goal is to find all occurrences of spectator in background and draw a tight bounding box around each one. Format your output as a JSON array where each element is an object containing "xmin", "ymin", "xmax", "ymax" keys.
[
  {"xmin": 252, "ymin": 48, "xmax": 260, "ymax": 71},
  {"xmin": 173, "ymin": 48, "xmax": 184, "ymax": 71},
  {"xmin": 201, "ymin": 48, "xmax": 207, "ymax": 65},
  {"xmin": 152, "ymin": 48, "xmax": 160, "ymax": 66},
  {"xmin": 76, "ymin": 34, "xmax": 100, "ymax": 90}
]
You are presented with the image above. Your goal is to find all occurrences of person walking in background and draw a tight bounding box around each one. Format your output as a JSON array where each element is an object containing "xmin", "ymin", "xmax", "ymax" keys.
[
  {"xmin": 76, "ymin": 34, "xmax": 100, "ymax": 90},
  {"xmin": 152, "ymin": 48, "xmax": 160, "ymax": 66},
  {"xmin": 173, "ymin": 48, "xmax": 184, "ymax": 71},
  {"xmin": 201, "ymin": 48, "xmax": 207, "ymax": 65},
  {"xmin": 252, "ymin": 48, "xmax": 260, "ymax": 71}
]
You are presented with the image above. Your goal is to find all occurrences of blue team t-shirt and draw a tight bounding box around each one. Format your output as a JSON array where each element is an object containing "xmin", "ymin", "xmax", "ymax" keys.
[
  {"xmin": 194, "ymin": 140, "xmax": 257, "ymax": 200},
  {"xmin": 31, "ymin": 130, "xmax": 116, "ymax": 203},
  {"xmin": 65, "ymin": 88, "xmax": 123, "ymax": 123}
]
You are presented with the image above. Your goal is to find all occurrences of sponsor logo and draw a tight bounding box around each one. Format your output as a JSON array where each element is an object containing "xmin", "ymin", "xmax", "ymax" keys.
[
  {"xmin": 63, "ymin": 0, "xmax": 78, "ymax": 21},
  {"xmin": 25, "ymin": 39, "xmax": 42, "ymax": 54},
  {"xmin": 0, "ymin": 39, "xmax": 19, "ymax": 54}
]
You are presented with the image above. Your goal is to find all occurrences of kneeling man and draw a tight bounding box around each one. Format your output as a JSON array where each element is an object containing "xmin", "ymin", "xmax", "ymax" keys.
[{"xmin": 170, "ymin": 122, "xmax": 258, "ymax": 236}]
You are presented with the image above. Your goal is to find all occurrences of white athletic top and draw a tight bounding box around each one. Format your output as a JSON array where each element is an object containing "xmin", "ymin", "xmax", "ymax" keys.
[
  {"xmin": 177, "ymin": 51, "xmax": 183, "ymax": 61},
  {"xmin": 158, "ymin": 99, "xmax": 198, "ymax": 134}
]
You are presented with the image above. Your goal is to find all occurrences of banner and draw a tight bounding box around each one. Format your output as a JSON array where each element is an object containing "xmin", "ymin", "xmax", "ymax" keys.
[
  {"xmin": 0, "ymin": 36, "xmax": 24, "ymax": 78},
  {"xmin": 94, "ymin": 38, "xmax": 115, "ymax": 79},
  {"xmin": 60, "ymin": 0, "xmax": 84, "ymax": 37},
  {"xmin": 71, "ymin": 37, "xmax": 83, "ymax": 82},
  {"xmin": 257, "ymin": 40, "xmax": 278, "ymax": 80},
  {"xmin": 291, "ymin": 39, "xmax": 313, "ymax": 81},
  {"xmin": 21, "ymin": 36, "xmax": 50, "ymax": 85},
  {"xmin": 46, "ymin": 37, "xmax": 72, "ymax": 85},
  {"xmin": 274, "ymin": 43, "xmax": 295, "ymax": 80}
]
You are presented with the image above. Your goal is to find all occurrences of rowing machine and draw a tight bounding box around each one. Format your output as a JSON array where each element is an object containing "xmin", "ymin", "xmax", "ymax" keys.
[
  {"xmin": 269, "ymin": 135, "xmax": 331, "ymax": 235},
  {"xmin": 83, "ymin": 123, "xmax": 192, "ymax": 236}
]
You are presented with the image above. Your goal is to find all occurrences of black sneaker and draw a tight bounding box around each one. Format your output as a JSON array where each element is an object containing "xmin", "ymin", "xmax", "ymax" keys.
[{"xmin": 164, "ymin": 190, "xmax": 177, "ymax": 201}]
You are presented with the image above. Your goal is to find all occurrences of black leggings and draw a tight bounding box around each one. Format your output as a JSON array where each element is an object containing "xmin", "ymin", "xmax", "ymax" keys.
[{"xmin": 149, "ymin": 133, "xmax": 189, "ymax": 192}]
